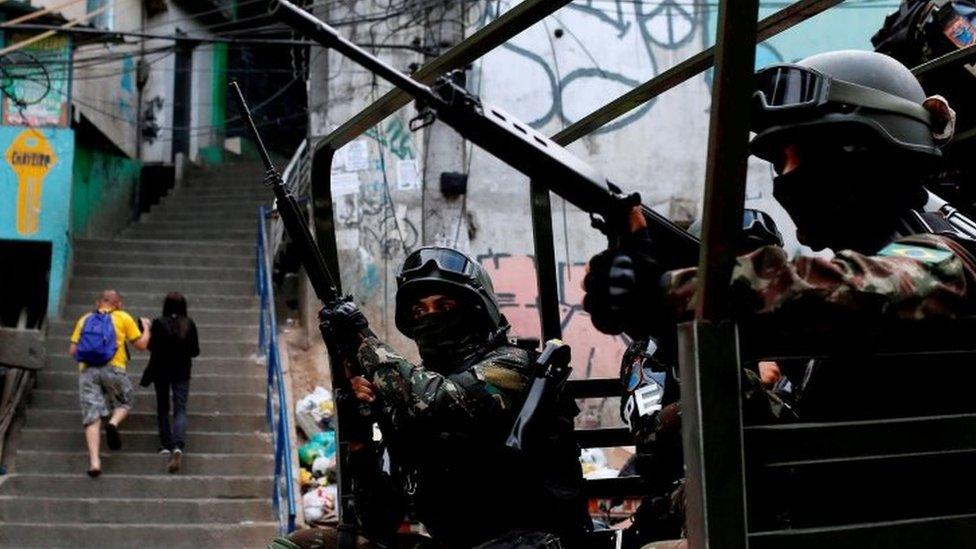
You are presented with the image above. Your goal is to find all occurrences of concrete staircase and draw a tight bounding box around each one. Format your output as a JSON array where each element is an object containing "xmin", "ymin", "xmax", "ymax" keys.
[{"xmin": 0, "ymin": 162, "xmax": 281, "ymax": 547}]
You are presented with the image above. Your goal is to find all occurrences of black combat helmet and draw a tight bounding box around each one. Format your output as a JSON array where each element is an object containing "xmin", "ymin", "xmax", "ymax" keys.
[
  {"xmin": 394, "ymin": 247, "xmax": 506, "ymax": 338},
  {"xmin": 750, "ymin": 50, "xmax": 940, "ymax": 164}
]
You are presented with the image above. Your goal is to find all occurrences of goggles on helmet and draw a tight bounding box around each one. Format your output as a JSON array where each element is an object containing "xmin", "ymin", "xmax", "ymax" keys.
[
  {"xmin": 397, "ymin": 247, "xmax": 479, "ymax": 283},
  {"xmin": 752, "ymin": 64, "xmax": 932, "ymax": 130}
]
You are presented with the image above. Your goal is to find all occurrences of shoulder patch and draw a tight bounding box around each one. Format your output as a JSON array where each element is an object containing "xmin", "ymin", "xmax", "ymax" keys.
[
  {"xmin": 878, "ymin": 243, "xmax": 954, "ymax": 264},
  {"xmin": 473, "ymin": 363, "xmax": 528, "ymax": 392}
]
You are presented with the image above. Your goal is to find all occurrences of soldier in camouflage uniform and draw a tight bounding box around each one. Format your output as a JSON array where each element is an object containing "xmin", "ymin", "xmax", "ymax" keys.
[
  {"xmin": 584, "ymin": 50, "xmax": 976, "ymax": 543},
  {"xmin": 319, "ymin": 247, "xmax": 590, "ymax": 548},
  {"xmin": 615, "ymin": 211, "xmax": 792, "ymax": 547}
]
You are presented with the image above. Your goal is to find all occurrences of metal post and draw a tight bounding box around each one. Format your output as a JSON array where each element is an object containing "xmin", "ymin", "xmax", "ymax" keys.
[
  {"xmin": 529, "ymin": 181, "xmax": 561, "ymax": 341},
  {"xmin": 680, "ymin": 0, "xmax": 759, "ymax": 546}
]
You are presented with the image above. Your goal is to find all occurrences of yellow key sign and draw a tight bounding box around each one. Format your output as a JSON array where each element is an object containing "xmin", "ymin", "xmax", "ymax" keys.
[{"xmin": 5, "ymin": 129, "xmax": 56, "ymax": 236}]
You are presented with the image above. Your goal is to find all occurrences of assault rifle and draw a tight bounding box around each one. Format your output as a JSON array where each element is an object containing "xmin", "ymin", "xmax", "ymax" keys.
[
  {"xmin": 230, "ymin": 82, "xmax": 362, "ymax": 549},
  {"xmin": 268, "ymin": 0, "xmax": 701, "ymax": 269}
]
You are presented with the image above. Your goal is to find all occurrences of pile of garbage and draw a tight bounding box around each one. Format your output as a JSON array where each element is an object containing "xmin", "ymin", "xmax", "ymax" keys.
[{"xmin": 295, "ymin": 386, "xmax": 339, "ymax": 524}]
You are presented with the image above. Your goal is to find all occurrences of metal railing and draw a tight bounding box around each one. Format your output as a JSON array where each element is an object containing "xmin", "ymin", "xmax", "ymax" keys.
[{"xmin": 256, "ymin": 204, "xmax": 297, "ymax": 535}]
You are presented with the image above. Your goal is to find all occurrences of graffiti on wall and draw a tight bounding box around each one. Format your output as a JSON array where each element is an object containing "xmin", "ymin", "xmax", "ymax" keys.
[
  {"xmin": 364, "ymin": 117, "xmax": 416, "ymax": 160},
  {"xmin": 477, "ymin": 250, "xmax": 628, "ymax": 379},
  {"xmin": 478, "ymin": 0, "xmax": 704, "ymax": 134}
]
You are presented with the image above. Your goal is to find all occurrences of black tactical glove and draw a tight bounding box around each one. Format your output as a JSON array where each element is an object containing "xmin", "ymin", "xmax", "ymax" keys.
[
  {"xmin": 583, "ymin": 230, "xmax": 663, "ymax": 339},
  {"xmin": 319, "ymin": 297, "xmax": 373, "ymax": 356}
]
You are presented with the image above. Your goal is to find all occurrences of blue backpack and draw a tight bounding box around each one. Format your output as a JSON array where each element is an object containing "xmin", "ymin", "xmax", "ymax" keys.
[{"xmin": 76, "ymin": 312, "xmax": 118, "ymax": 366}]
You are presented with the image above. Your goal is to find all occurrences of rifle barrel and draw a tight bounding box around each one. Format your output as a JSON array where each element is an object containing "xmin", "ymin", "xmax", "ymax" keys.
[
  {"xmin": 270, "ymin": 0, "xmax": 437, "ymax": 102},
  {"xmin": 271, "ymin": 0, "xmax": 700, "ymax": 269},
  {"xmin": 229, "ymin": 80, "xmax": 341, "ymax": 302}
]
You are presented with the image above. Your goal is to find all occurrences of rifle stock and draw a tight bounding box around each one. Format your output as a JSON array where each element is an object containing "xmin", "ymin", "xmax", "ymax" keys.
[
  {"xmin": 230, "ymin": 82, "xmax": 360, "ymax": 548},
  {"xmin": 269, "ymin": 0, "xmax": 700, "ymax": 269}
]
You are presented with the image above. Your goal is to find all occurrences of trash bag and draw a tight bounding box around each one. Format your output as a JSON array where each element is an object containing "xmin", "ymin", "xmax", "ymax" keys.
[
  {"xmin": 302, "ymin": 485, "xmax": 337, "ymax": 524},
  {"xmin": 311, "ymin": 430, "xmax": 336, "ymax": 459},
  {"xmin": 295, "ymin": 387, "xmax": 335, "ymax": 439},
  {"xmin": 298, "ymin": 441, "xmax": 326, "ymax": 467}
]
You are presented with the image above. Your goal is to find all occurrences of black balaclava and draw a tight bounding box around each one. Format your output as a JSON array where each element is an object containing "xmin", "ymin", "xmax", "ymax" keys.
[
  {"xmin": 411, "ymin": 305, "xmax": 494, "ymax": 375},
  {"xmin": 772, "ymin": 146, "xmax": 926, "ymax": 254}
]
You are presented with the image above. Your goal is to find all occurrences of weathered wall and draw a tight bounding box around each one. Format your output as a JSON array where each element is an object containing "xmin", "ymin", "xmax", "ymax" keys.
[
  {"xmin": 140, "ymin": 7, "xmax": 218, "ymax": 166},
  {"xmin": 308, "ymin": 1, "xmax": 894, "ymax": 375},
  {"xmin": 56, "ymin": 0, "xmax": 142, "ymax": 158},
  {"xmin": 0, "ymin": 126, "xmax": 75, "ymax": 319},
  {"xmin": 70, "ymin": 145, "xmax": 140, "ymax": 238}
]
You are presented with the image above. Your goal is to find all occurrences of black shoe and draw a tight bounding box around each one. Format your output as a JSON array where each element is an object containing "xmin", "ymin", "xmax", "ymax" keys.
[{"xmin": 105, "ymin": 423, "xmax": 122, "ymax": 451}]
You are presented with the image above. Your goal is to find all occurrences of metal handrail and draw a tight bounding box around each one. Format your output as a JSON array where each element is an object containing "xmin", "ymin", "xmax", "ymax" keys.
[{"xmin": 257, "ymin": 204, "xmax": 298, "ymax": 535}]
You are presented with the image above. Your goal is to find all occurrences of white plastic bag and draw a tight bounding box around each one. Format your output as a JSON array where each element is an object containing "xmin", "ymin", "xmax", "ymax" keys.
[
  {"xmin": 295, "ymin": 386, "xmax": 334, "ymax": 439},
  {"xmin": 302, "ymin": 485, "xmax": 337, "ymax": 524}
]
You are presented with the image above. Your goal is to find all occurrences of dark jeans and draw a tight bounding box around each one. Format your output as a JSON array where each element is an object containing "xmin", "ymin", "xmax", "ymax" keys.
[{"xmin": 154, "ymin": 378, "xmax": 189, "ymax": 450}]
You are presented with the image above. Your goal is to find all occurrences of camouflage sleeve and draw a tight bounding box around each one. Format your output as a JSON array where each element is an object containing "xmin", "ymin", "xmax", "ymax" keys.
[
  {"xmin": 356, "ymin": 336, "xmax": 530, "ymax": 426},
  {"xmin": 662, "ymin": 234, "xmax": 975, "ymax": 320}
]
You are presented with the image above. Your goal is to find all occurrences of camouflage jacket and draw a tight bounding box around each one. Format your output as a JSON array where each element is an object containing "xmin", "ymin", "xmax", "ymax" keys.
[
  {"xmin": 662, "ymin": 233, "xmax": 976, "ymax": 320},
  {"xmin": 353, "ymin": 337, "xmax": 588, "ymax": 547},
  {"xmin": 357, "ymin": 336, "xmax": 531, "ymax": 432}
]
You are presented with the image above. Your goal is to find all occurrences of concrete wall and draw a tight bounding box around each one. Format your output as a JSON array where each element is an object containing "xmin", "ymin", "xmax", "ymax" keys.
[
  {"xmin": 70, "ymin": 145, "xmax": 140, "ymax": 238},
  {"xmin": 56, "ymin": 0, "xmax": 142, "ymax": 157},
  {"xmin": 309, "ymin": 1, "xmax": 894, "ymax": 375},
  {"xmin": 140, "ymin": 9, "xmax": 218, "ymax": 166}
]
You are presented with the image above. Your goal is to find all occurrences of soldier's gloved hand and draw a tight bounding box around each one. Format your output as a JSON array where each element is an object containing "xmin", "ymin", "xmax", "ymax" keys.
[
  {"xmin": 583, "ymin": 233, "xmax": 663, "ymax": 339},
  {"xmin": 319, "ymin": 297, "xmax": 373, "ymax": 356}
]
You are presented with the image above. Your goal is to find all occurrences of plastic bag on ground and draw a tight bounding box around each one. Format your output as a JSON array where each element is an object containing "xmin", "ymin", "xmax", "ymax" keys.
[{"xmin": 295, "ymin": 386, "xmax": 334, "ymax": 439}]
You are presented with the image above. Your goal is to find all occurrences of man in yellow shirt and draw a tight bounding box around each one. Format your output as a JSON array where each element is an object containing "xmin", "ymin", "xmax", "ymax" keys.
[{"xmin": 69, "ymin": 289, "xmax": 150, "ymax": 477}]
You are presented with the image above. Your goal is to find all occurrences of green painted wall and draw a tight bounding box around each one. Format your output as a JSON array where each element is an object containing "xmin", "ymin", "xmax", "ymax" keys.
[
  {"xmin": 199, "ymin": 42, "xmax": 229, "ymax": 165},
  {"xmin": 70, "ymin": 144, "xmax": 140, "ymax": 237}
]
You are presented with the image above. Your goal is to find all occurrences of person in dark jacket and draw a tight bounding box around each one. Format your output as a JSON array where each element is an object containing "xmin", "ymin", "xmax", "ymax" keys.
[{"xmin": 141, "ymin": 292, "xmax": 199, "ymax": 473}]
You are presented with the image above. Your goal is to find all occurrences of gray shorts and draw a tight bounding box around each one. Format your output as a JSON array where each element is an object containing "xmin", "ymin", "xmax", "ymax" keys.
[{"xmin": 79, "ymin": 366, "xmax": 134, "ymax": 426}]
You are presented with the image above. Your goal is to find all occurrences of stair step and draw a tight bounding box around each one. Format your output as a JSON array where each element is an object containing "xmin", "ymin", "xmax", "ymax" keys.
[
  {"xmin": 133, "ymin": 219, "xmax": 258, "ymax": 232},
  {"xmin": 61, "ymin": 305, "xmax": 259, "ymax": 325},
  {"xmin": 69, "ymin": 276, "xmax": 254, "ymax": 296},
  {"xmin": 148, "ymin": 205, "xmax": 263, "ymax": 220},
  {"xmin": 18, "ymin": 428, "xmax": 270, "ymax": 454},
  {"xmin": 24, "ymin": 409, "xmax": 267, "ymax": 432},
  {"xmin": 28, "ymin": 390, "xmax": 266, "ymax": 414},
  {"xmin": 12, "ymin": 450, "xmax": 274, "ymax": 475},
  {"xmin": 74, "ymin": 239, "xmax": 254, "ymax": 256},
  {"xmin": 0, "ymin": 474, "xmax": 273, "ymax": 499},
  {"xmin": 65, "ymin": 291, "xmax": 256, "ymax": 311},
  {"xmin": 0, "ymin": 522, "xmax": 279, "ymax": 548},
  {"xmin": 45, "ymin": 354, "xmax": 266, "ymax": 374},
  {"xmin": 0, "ymin": 496, "xmax": 274, "ymax": 524},
  {"xmin": 169, "ymin": 187, "xmax": 270, "ymax": 199},
  {"xmin": 47, "ymin": 320, "xmax": 257, "ymax": 340},
  {"xmin": 75, "ymin": 248, "xmax": 254, "ymax": 269},
  {"xmin": 35, "ymin": 371, "xmax": 266, "ymax": 393},
  {"xmin": 122, "ymin": 230, "xmax": 255, "ymax": 241},
  {"xmin": 157, "ymin": 198, "xmax": 269, "ymax": 211},
  {"xmin": 73, "ymin": 263, "xmax": 254, "ymax": 283}
]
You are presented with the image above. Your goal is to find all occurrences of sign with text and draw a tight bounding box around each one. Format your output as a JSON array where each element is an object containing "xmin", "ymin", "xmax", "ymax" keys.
[{"xmin": 2, "ymin": 34, "xmax": 72, "ymax": 127}]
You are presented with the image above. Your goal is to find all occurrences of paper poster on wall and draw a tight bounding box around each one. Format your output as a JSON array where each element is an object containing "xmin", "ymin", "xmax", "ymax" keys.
[
  {"xmin": 343, "ymin": 139, "xmax": 370, "ymax": 171},
  {"xmin": 332, "ymin": 172, "xmax": 360, "ymax": 196},
  {"xmin": 334, "ymin": 193, "xmax": 360, "ymax": 226},
  {"xmin": 396, "ymin": 159, "xmax": 419, "ymax": 190},
  {"xmin": 331, "ymin": 147, "xmax": 348, "ymax": 172},
  {"xmin": 2, "ymin": 34, "xmax": 72, "ymax": 127}
]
